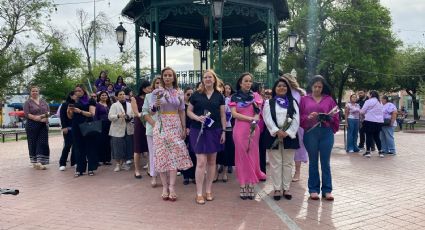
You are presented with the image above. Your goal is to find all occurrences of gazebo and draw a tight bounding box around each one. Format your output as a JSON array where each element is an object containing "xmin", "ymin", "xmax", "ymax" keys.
[{"xmin": 121, "ymin": 0, "xmax": 289, "ymax": 88}]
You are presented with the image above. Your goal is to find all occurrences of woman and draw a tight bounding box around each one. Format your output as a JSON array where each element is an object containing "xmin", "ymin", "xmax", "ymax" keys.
[
  {"xmin": 95, "ymin": 71, "xmax": 107, "ymax": 92},
  {"xmin": 131, "ymin": 80, "xmax": 151, "ymax": 179},
  {"xmin": 182, "ymin": 87, "xmax": 196, "ymax": 185},
  {"xmin": 263, "ymin": 77, "xmax": 300, "ymax": 201},
  {"xmin": 23, "ymin": 86, "xmax": 50, "ymax": 170},
  {"xmin": 67, "ymin": 84, "xmax": 97, "ymax": 177},
  {"xmin": 187, "ymin": 70, "xmax": 226, "ymax": 205},
  {"xmin": 59, "ymin": 91, "xmax": 76, "ymax": 171},
  {"xmin": 360, "ymin": 91, "xmax": 383, "ymax": 158},
  {"xmin": 345, "ymin": 94, "xmax": 361, "ymax": 153},
  {"xmin": 380, "ymin": 95, "xmax": 397, "ymax": 155},
  {"xmin": 229, "ymin": 72, "xmax": 266, "ymax": 200},
  {"xmin": 151, "ymin": 67, "xmax": 193, "ymax": 202},
  {"xmin": 142, "ymin": 76, "xmax": 162, "ymax": 187},
  {"xmin": 109, "ymin": 90, "xmax": 134, "ymax": 172},
  {"xmin": 216, "ymin": 83, "xmax": 235, "ymax": 182},
  {"xmin": 95, "ymin": 91, "xmax": 112, "ymax": 165},
  {"xmin": 114, "ymin": 76, "xmax": 127, "ymax": 92},
  {"xmin": 281, "ymin": 74, "xmax": 308, "ymax": 182},
  {"xmin": 299, "ymin": 75, "xmax": 339, "ymax": 201}
]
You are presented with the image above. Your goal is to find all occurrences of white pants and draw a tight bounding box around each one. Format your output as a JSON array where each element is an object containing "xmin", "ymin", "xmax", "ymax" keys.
[
  {"xmin": 268, "ymin": 144, "xmax": 295, "ymax": 191},
  {"xmin": 147, "ymin": 135, "xmax": 156, "ymax": 177}
]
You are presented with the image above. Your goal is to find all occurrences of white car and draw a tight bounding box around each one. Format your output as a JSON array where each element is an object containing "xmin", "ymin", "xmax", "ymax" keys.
[{"xmin": 48, "ymin": 115, "xmax": 61, "ymax": 127}]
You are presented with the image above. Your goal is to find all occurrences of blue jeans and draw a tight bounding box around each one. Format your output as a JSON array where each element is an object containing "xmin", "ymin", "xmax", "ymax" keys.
[
  {"xmin": 380, "ymin": 126, "xmax": 396, "ymax": 153},
  {"xmin": 346, "ymin": 119, "xmax": 360, "ymax": 152},
  {"xmin": 304, "ymin": 127, "xmax": 334, "ymax": 194}
]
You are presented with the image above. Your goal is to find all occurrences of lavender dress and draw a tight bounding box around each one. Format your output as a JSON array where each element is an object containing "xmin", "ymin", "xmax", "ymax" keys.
[{"xmin": 292, "ymin": 90, "xmax": 309, "ymax": 163}]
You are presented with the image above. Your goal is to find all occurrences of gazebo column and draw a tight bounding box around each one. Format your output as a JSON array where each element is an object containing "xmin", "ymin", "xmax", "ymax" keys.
[
  {"xmin": 217, "ymin": 18, "xmax": 223, "ymax": 76},
  {"xmin": 135, "ymin": 21, "xmax": 141, "ymax": 88},
  {"xmin": 160, "ymin": 35, "xmax": 166, "ymax": 68},
  {"xmin": 266, "ymin": 9, "xmax": 273, "ymax": 87},
  {"xmin": 209, "ymin": 9, "xmax": 214, "ymax": 70},
  {"xmin": 243, "ymin": 37, "xmax": 251, "ymax": 72},
  {"xmin": 150, "ymin": 9, "xmax": 154, "ymax": 78},
  {"xmin": 155, "ymin": 7, "xmax": 161, "ymax": 74},
  {"xmin": 274, "ymin": 25, "xmax": 279, "ymax": 78}
]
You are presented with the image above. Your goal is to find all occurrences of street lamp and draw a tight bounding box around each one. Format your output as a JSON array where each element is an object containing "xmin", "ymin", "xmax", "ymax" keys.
[
  {"xmin": 115, "ymin": 22, "xmax": 127, "ymax": 52},
  {"xmin": 211, "ymin": 0, "xmax": 225, "ymax": 19},
  {"xmin": 288, "ymin": 30, "xmax": 298, "ymax": 52}
]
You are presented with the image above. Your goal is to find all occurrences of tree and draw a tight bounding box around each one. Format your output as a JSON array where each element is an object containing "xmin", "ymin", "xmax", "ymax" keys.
[
  {"xmin": 73, "ymin": 9, "xmax": 113, "ymax": 78},
  {"xmin": 280, "ymin": 0, "xmax": 400, "ymax": 105},
  {"xmin": 393, "ymin": 47, "xmax": 425, "ymax": 120},
  {"xmin": 32, "ymin": 41, "xmax": 82, "ymax": 102},
  {"xmin": 0, "ymin": 0, "xmax": 56, "ymax": 96}
]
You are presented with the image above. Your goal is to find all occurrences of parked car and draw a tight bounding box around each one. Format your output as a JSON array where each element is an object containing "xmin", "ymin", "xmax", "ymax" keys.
[{"xmin": 48, "ymin": 115, "xmax": 61, "ymax": 127}]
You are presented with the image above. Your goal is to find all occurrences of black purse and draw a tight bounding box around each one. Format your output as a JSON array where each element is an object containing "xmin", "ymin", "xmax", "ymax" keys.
[
  {"xmin": 79, "ymin": 120, "xmax": 102, "ymax": 136},
  {"xmin": 383, "ymin": 118, "xmax": 392, "ymax": 126}
]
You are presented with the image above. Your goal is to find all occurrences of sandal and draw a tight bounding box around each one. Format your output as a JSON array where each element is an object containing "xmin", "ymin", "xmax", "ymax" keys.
[
  {"xmin": 247, "ymin": 185, "xmax": 255, "ymax": 200},
  {"xmin": 196, "ymin": 195, "xmax": 206, "ymax": 205},
  {"xmin": 168, "ymin": 193, "xmax": 177, "ymax": 202},
  {"xmin": 205, "ymin": 192, "xmax": 214, "ymax": 201},
  {"xmin": 240, "ymin": 186, "xmax": 247, "ymax": 200},
  {"xmin": 273, "ymin": 190, "xmax": 281, "ymax": 201},
  {"xmin": 161, "ymin": 192, "xmax": 169, "ymax": 201},
  {"xmin": 283, "ymin": 190, "xmax": 292, "ymax": 200}
]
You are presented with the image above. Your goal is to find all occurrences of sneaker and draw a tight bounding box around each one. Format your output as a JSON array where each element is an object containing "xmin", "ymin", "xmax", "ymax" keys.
[
  {"xmin": 122, "ymin": 164, "xmax": 131, "ymax": 171},
  {"xmin": 59, "ymin": 166, "xmax": 66, "ymax": 171},
  {"xmin": 348, "ymin": 150, "xmax": 354, "ymax": 153},
  {"xmin": 358, "ymin": 147, "xmax": 365, "ymax": 151},
  {"xmin": 143, "ymin": 164, "xmax": 148, "ymax": 169},
  {"xmin": 114, "ymin": 164, "xmax": 121, "ymax": 172},
  {"xmin": 378, "ymin": 150, "xmax": 385, "ymax": 154},
  {"xmin": 379, "ymin": 153, "xmax": 385, "ymax": 158},
  {"xmin": 363, "ymin": 152, "xmax": 371, "ymax": 158},
  {"xmin": 177, "ymin": 171, "xmax": 182, "ymax": 176},
  {"xmin": 386, "ymin": 152, "xmax": 396, "ymax": 156},
  {"xmin": 126, "ymin": 160, "xmax": 132, "ymax": 165}
]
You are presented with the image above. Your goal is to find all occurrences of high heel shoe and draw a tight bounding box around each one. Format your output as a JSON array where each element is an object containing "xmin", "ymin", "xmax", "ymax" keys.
[
  {"xmin": 247, "ymin": 185, "xmax": 255, "ymax": 200},
  {"xmin": 239, "ymin": 186, "xmax": 247, "ymax": 200}
]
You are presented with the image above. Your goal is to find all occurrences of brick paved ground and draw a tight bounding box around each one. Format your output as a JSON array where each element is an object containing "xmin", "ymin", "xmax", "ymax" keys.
[{"xmin": 1, "ymin": 131, "xmax": 425, "ymax": 230}]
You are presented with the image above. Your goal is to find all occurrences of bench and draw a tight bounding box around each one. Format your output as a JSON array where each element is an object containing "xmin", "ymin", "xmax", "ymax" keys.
[
  {"xmin": 0, "ymin": 130, "xmax": 27, "ymax": 143},
  {"xmin": 405, "ymin": 120, "xmax": 417, "ymax": 130}
]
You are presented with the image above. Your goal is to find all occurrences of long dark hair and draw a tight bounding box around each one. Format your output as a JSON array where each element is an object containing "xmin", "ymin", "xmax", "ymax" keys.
[
  {"xmin": 271, "ymin": 78, "xmax": 297, "ymax": 118},
  {"xmin": 224, "ymin": 83, "xmax": 235, "ymax": 97},
  {"xmin": 138, "ymin": 80, "xmax": 151, "ymax": 97},
  {"xmin": 98, "ymin": 70, "xmax": 107, "ymax": 79},
  {"xmin": 75, "ymin": 84, "xmax": 89, "ymax": 105},
  {"xmin": 65, "ymin": 91, "xmax": 75, "ymax": 103},
  {"xmin": 306, "ymin": 75, "xmax": 332, "ymax": 96},
  {"xmin": 369, "ymin": 90, "xmax": 380, "ymax": 101},
  {"xmin": 116, "ymin": 75, "xmax": 124, "ymax": 84},
  {"xmin": 236, "ymin": 72, "xmax": 253, "ymax": 91},
  {"xmin": 97, "ymin": 91, "xmax": 111, "ymax": 107}
]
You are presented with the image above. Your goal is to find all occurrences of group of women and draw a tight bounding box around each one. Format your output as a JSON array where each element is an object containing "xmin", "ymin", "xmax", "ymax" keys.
[
  {"xmin": 24, "ymin": 67, "xmax": 341, "ymax": 203},
  {"xmin": 345, "ymin": 91, "xmax": 397, "ymax": 157}
]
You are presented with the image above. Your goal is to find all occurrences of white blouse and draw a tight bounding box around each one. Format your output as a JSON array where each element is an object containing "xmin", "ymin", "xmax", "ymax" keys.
[{"xmin": 263, "ymin": 99, "xmax": 300, "ymax": 139}]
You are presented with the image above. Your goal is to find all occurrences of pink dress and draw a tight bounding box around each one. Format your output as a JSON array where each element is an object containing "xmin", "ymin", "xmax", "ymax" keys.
[
  {"xmin": 229, "ymin": 92, "xmax": 266, "ymax": 185},
  {"xmin": 291, "ymin": 90, "xmax": 309, "ymax": 163}
]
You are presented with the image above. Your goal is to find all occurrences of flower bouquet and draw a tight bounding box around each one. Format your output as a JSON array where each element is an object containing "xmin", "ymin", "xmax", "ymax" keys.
[
  {"xmin": 153, "ymin": 89, "xmax": 165, "ymax": 133},
  {"xmin": 246, "ymin": 120, "xmax": 257, "ymax": 153},
  {"xmin": 195, "ymin": 110, "xmax": 212, "ymax": 148},
  {"xmin": 270, "ymin": 117, "xmax": 293, "ymax": 149}
]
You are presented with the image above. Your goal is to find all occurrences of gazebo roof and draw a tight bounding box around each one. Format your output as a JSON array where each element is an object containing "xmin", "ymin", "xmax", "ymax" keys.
[{"xmin": 122, "ymin": 0, "xmax": 290, "ymax": 40}]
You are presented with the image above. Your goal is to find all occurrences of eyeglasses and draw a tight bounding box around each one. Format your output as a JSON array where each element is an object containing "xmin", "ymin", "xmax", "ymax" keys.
[{"xmin": 186, "ymin": 93, "xmax": 192, "ymax": 96}]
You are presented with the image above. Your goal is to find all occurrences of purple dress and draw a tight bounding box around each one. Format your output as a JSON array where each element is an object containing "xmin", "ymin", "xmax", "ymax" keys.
[{"xmin": 292, "ymin": 90, "xmax": 308, "ymax": 163}]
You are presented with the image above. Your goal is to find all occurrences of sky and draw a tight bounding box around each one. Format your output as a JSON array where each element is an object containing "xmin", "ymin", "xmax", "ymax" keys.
[{"xmin": 49, "ymin": 0, "xmax": 425, "ymax": 71}]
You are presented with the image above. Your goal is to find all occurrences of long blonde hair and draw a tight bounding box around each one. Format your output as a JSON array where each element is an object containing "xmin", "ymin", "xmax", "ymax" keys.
[
  {"xmin": 281, "ymin": 73, "xmax": 305, "ymax": 96},
  {"xmin": 198, "ymin": 69, "xmax": 223, "ymax": 94},
  {"xmin": 150, "ymin": 75, "xmax": 162, "ymax": 89}
]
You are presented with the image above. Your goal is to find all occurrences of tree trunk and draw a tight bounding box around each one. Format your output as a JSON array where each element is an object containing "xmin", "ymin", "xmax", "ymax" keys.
[{"xmin": 406, "ymin": 89, "xmax": 420, "ymax": 120}]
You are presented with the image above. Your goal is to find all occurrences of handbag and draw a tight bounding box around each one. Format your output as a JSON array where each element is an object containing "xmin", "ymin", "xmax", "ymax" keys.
[
  {"xmin": 79, "ymin": 120, "xmax": 102, "ymax": 136},
  {"xmin": 383, "ymin": 118, "xmax": 392, "ymax": 126}
]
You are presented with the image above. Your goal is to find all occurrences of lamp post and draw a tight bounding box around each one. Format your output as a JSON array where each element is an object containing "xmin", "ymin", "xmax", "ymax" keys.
[
  {"xmin": 115, "ymin": 22, "xmax": 127, "ymax": 52},
  {"xmin": 211, "ymin": 0, "xmax": 224, "ymax": 75},
  {"xmin": 288, "ymin": 30, "xmax": 298, "ymax": 52}
]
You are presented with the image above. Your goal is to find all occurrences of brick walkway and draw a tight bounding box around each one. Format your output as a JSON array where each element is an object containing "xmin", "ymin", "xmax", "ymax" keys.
[{"xmin": 1, "ymin": 131, "xmax": 425, "ymax": 230}]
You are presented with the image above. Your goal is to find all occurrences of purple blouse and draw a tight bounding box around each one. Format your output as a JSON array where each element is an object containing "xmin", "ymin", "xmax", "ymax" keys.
[
  {"xmin": 150, "ymin": 87, "xmax": 185, "ymax": 112},
  {"xmin": 114, "ymin": 83, "xmax": 126, "ymax": 92},
  {"xmin": 23, "ymin": 99, "xmax": 49, "ymax": 118},
  {"xmin": 95, "ymin": 78, "xmax": 105, "ymax": 92},
  {"xmin": 95, "ymin": 103, "xmax": 110, "ymax": 121},
  {"xmin": 360, "ymin": 97, "xmax": 383, "ymax": 123},
  {"xmin": 299, "ymin": 94, "xmax": 340, "ymax": 133}
]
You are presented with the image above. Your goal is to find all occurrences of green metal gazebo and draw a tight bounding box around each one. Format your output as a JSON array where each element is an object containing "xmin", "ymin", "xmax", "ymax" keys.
[{"xmin": 122, "ymin": 0, "xmax": 289, "ymax": 88}]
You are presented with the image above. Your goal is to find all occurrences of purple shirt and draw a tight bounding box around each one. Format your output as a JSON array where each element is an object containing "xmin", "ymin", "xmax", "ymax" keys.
[
  {"xmin": 95, "ymin": 78, "xmax": 105, "ymax": 92},
  {"xmin": 299, "ymin": 94, "xmax": 340, "ymax": 133},
  {"xmin": 360, "ymin": 97, "xmax": 383, "ymax": 123},
  {"xmin": 95, "ymin": 103, "xmax": 110, "ymax": 121},
  {"xmin": 114, "ymin": 83, "xmax": 127, "ymax": 92},
  {"xmin": 346, "ymin": 103, "xmax": 360, "ymax": 119},
  {"xmin": 150, "ymin": 87, "xmax": 185, "ymax": 112}
]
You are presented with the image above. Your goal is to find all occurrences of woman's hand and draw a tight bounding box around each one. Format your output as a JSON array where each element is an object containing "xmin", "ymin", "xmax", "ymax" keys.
[
  {"xmin": 186, "ymin": 128, "xmax": 190, "ymax": 136},
  {"xmin": 220, "ymin": 132, "xmax": 226, "ymax": 144},
  {"xmin": 197, "ymin": 115, "xmax": 206, "ymax": 123},
  {"xmin": 180, "ymin": 128, "xmax": 186, "ymax": 139},
  {"xmin": 118, "ymin": 112, "xmax": 125, "ymax": 119},
  {"xmin": 308, "ymin": 112, "xmax": 318, "ymax": 120},
  {"xmin": 276, "ymin": 130, "xmax": 288, "ymax": 139},
  {"xmin": 74, "ymin": 108, "xmax": 82, "ymax": 114}
]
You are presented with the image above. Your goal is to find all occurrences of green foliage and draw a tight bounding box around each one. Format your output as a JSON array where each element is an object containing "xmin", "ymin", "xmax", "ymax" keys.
[
  {"xmin": 32, "ymin": 41, "xmax": 82, "ymax": 102},
  {"xmin": 281, "ymin": 0, "xmax": 400, "ymax": 104}
]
